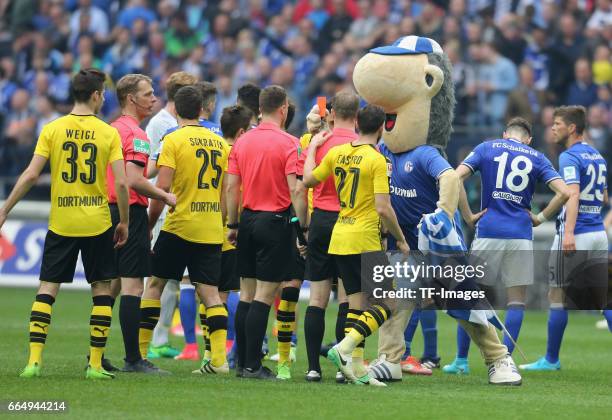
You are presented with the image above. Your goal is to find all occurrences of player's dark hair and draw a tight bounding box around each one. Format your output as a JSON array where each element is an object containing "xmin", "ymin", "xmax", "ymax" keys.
[
  {"xmin": 357, "ymin": 104, "xmax": 385, "ymax": 135},
  {"xmin": 259, "ymin": 85, "xmax": 287, "ymax": 115},
  {"xmin": 553, "ymin": 105, "xmax": 586, "ymax": 134},
  {"xmin": 332, "ymin": 90, "xmax": 360, "ymax": 120},
  {"xmin": 195, "ymin": 81, "xmax": 217, "ymax": 110},
  {"xmin": 70, "ymin": 68, "xmax": 106, "ymax": 103},
  {"xmin": 221, "ymin": 105, "xmax": 253, "ymax": 139},
  {"xmin": 505, "ymin": 117, "xmax": 532, "ymax": 137},
  {"xmin": 285, "ymin": 100, "xmax": 296, "ymax": 130},
  {"xmin": 166, "ymin": 71, "xmax": 197, "ymax": 102},
  {"xmin": 237, "ymin": 83, "xmax": 261, "ymax": 117},
  {"xmin": 116, "ymin": 73, "xmax": 152, "ymax": 108},
  {"xmin": 174, "ymin": 86, "xmax": 202, "ymax": 120}
]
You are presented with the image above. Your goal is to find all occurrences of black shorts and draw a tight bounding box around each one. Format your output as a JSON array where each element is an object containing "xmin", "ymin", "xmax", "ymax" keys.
[
  {"xmin": 306, "ymin": 209, "xmax": 339, "ymax": 282},
  {"xmin": 237, "ymin": 208, "xmax": 292, "ymax": 282},
  {"xmin": 152, "ymin": 231, "xmax": 221, "ymax": 286},
  {"xmin": 110, "ymin": 204, "xmax": 151, "ymax": 278},
  {"xmin": 334, "ymin": 251, "xmax": 392, "ymax": 296},
  {"xmin": 40, "ymin": 228, "xmax": 117, "ymax": 283},
  {"xmin": 219, "ymin": 249, "xmax": 239, "ymax": 292}
]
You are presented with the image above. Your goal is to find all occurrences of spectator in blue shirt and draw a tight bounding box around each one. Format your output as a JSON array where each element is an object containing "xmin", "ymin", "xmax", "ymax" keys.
[{"xmin": 566, "ymin": 58, "xmax": 599, "ymax": 108}]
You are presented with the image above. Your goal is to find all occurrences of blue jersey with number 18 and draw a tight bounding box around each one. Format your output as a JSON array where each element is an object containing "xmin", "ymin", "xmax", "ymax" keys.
[
  {"xmin": 462, "ymin": 138, "xmax": 561, "ymax": 240},
  {"xmin": 558, "ymin": 142, "xmax": 607, "ymax": 235}
]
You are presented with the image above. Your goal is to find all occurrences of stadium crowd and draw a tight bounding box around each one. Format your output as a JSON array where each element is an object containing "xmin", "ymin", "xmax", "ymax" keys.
[{"xmin": 0, "ymin": 0, "xmax": 610, "ymax": 181}]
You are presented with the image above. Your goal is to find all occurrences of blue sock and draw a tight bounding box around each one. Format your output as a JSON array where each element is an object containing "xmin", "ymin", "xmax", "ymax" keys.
[
  {"xmin": 603, "ymin": 310, "xmax": 612, "ymax": 333},
  {"xmin": 402, "ymin": 309, "xmax": 420, "ymax": 358},
  {"xmin": 420, "ymin": 310, "xmax": 438, "ymax": 360},
  {"xmin": 179, "ymin": 284, "xmax": 197, "ymax": 345},
  {"xmin": 291, "ymin": 332, "xmax": 298, "ymax": 346},
  {"xmin": 503, "ymin": 304, "xmax": 525, "ymax": 354},
  {"xmin": 457, "ymin": 325, "xmax": 471, "ymax": 359},
  {"xmin": 226, "ymin": 292, "xmax": 239, "ymax": 341},
  {"xmin": 545, "ymin": 307, "xmax": 568, "ymax": 363}
]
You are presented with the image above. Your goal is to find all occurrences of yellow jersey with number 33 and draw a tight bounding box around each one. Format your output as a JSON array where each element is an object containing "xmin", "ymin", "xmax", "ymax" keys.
[
  {"xmin": 157, "ymin": 125, "xmax": 229, "ymax": 244},
  {"xmin": 312, "ymin": 142, "xmax": 389, "ymax": 255},
  {"xmin": 34, "ymin": 114, "xmax": 123, "ymax": 237}
]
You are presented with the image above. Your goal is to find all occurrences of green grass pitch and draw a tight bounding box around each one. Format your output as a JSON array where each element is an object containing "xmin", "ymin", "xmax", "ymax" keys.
[{"xmin": 1, "ymin": 287, "xmax": 611, "ymax": 419}]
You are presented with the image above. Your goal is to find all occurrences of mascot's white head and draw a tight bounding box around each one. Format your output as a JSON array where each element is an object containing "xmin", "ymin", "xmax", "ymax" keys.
[{"xmin": 353, "ymin": 36, "xmax": 455, "ymax": 154}]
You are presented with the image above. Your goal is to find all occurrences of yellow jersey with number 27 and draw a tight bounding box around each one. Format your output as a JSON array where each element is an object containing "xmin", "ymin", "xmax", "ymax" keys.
[
  {"xmin": 312, "ymin": 142, "xmax": 389, "ymax": 255},
  {"xmin": 157, "ymin": 125, "xmax": 229, "ymax": 244},
  {"xmin": 34, "ymin": 114, "xmax": 123, "ymax": 237}
]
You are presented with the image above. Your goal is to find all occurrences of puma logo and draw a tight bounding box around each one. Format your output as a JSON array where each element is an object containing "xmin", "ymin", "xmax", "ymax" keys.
[
  {"xmin": 32, "ymin": 322, "xmax": 47, "ymax": 332},
  {"xmin": 363, "ymin": 313, "xmax": 373, "ymax": 324},
  {"xmin": 93, "ymin": 327, "xmax": 108, "ymax": 335}
]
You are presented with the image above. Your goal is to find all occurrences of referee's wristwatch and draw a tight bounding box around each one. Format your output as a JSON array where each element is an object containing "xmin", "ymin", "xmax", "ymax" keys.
[{"xmin": 227, "ymin": 222, "xmax": 240, "ymax": 229}]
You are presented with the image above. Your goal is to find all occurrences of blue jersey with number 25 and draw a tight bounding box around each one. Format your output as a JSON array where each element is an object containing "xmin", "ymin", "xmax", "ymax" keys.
[
  {"xmin": 558, "ymin": 142, "xmax": 607, "ymax": 235},
  {"xmin": 462, "ymin": 138, "xmax": 560, "ymax": 240}
]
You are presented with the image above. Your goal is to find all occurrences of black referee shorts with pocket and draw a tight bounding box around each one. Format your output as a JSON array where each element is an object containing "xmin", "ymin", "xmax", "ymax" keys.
[
  {"xmin": 40, "ymin": 228, "xmax": 117, "ymax": 283},
  {"xmin": 110, "ymin": 204, "xmax": 151, "ymax": 278},
  {"xmin": 306, "ymin": 209, "xmax": 339, "ymax": 282},
  {"xmin": 237, "ymin": 208, "xmax": 292, "ymax": 282},
  {"xmin": 152, "ymin": 231, "xmax": 221, "ymax": 286}
]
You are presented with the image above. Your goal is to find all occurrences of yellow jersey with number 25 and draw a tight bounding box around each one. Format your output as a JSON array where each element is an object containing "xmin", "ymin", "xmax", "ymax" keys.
[
  {"xmin": 34, "ymin": 114, "xmax": 123, "ymax": 237},
  {"xmin": 312, "ymin": 142, "xmax": 389, "ymax": 255},
  {"xmin": 157, "ymin": 125, "xmax": 229, "ymax": 244}
]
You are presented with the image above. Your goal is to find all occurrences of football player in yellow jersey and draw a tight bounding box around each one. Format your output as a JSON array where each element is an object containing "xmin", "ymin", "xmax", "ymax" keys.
[
  {"xmin": 303, "ymin": 104, "xmax": 409, "ymax": 386},
  {"xmin": 193, "ymin": 104, "xmax": 254, "ymax": 372},
  {"xmin": 138, "ymin": 85, "xmax": 231, "ymax": 374},
  {"xmin": 0, "ymin": 68, "xmax": 130, "ymax": 380}
]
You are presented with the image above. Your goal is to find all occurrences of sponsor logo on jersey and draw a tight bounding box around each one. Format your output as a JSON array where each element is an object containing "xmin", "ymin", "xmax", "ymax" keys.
[
  {"xmin": 579, "ymin": 205, "xmax": 603, "ymax": 214},
  {"xmin": 390, "ymin": 185, "xmax": 418, "ymax": 198},
  {"xmin": 133, "ymin": 138, "xmax": 150, "ymax": 155},
  {"xmin": 492, "ymin": 191, "xmax": 523, "ymax": 204}
]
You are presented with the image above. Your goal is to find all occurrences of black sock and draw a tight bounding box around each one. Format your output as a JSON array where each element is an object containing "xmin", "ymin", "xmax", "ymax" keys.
[
  {"xmin": 305, "ymin": 306, "xmax": 325, "ymax": 373},
  {"xmin": 119, "ymin": 295, "xmax": 142, "ymax": 363},
  {"xmin": 245, "ymin": 300, "xmax": 271, "ymax": 371},
  {"xmin": 335, "ymin": 302, "xmax": 349, "ymax": 343},
  {"xmin": 235, "ymin": 301, "xmax": 251, "ymax": 369}
]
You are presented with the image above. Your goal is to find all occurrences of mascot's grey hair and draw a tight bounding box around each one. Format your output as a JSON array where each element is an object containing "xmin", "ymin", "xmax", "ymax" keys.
[{"xmin": 426, "ymin": 52, "xmax": 456, "ymax": 157}]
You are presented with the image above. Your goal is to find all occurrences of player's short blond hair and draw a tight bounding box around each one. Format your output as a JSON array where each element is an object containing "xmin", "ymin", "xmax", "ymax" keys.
[
  {"xmin": 116, "ymin": 74, "xmax": 152, "ymax": 108},
  {"xmin": 166, "ymin": 71, "xmax": 198, "ymax": 102}
]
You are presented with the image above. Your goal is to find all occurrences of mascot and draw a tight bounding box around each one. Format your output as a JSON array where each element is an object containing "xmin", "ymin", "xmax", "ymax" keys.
[{"xmin": 351, "ymin": 36, "xmax": 522, "ymax": 386}]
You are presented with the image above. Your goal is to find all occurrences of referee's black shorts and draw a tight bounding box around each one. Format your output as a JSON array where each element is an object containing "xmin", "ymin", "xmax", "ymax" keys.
[
  {"xmin": 152, "ymin": 231, "xmax": 221, "ymax": 286},
  {"xmin": 110, "ymin": 204, "xmax": 151, "ymax": 278},
  {"xmin": 237, "ymin": 208, "xmax": 292, "ymax": 282},
  {"xmin": 40, "ymin": 228, "xmax": 117, "ymax": 283},
  {"xmin": 306, "ymin": 209, "xmax": 339, "ymax": 282},
  {"xmin": 219, "ymin": 249, "xmax": 239, "ymax": 292}
]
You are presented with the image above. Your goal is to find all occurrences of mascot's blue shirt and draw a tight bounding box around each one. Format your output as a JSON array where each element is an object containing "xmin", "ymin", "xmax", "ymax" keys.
[{"xmin": 380, "ymin": 142, "xmax": 463, "ymax": 249}]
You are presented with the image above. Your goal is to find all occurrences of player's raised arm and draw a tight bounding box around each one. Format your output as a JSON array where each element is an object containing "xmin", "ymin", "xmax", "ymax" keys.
[
  {"xmin": 302, "ymin": 131, "xmax": 332, "ymax": 188},
  {"xmin": 0, "ymin": 154, "xmax": 47, "ymax": 230}
]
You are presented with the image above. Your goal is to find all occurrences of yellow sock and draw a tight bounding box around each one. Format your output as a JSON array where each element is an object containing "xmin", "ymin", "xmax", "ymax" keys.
[
  {"xmin": 206, "ymin": 305, "xmax": 228, "ymax": 367},
  {"xmin": 89, "ymin": 296, "xmax": 112, "ymax": 370},
  {"xmin": 28, "ymin": 295, "xmax": 54, "ymax": 366},
  {"xmin": 338, "ymin": 309, "xmax": 362, "ymax": 355},
  {"xmin": 343, "ymin": 305, "xmax": 390, "ymax": 354},
  {"xmin": 277, "ymin": 296, "xmax": 297, "ymax": 364},
  {"xmin": 139, "ymin": 299, "xmax": 160, "ymax": 359}
]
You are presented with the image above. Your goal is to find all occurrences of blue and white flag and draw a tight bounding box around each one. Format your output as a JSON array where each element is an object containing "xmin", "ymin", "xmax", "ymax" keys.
[{"xmin": 418, "ymin": 209, "xmax": 502, "ymax": 328}]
